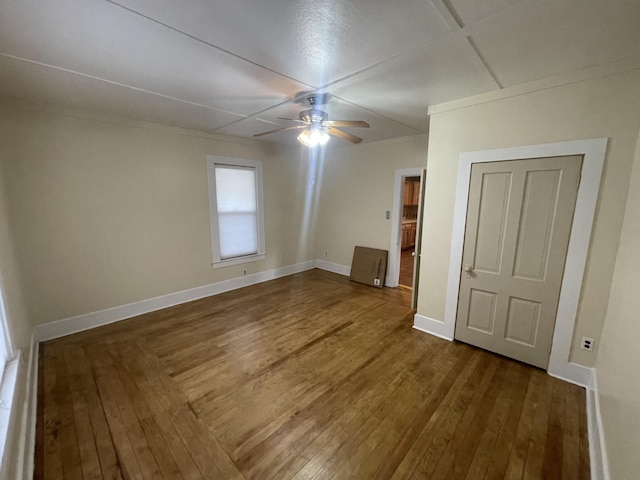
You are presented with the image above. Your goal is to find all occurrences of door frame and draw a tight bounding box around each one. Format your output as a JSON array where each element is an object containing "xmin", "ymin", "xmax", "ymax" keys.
[
  {"xmin": 387, "ymin": 168, "xmax": 424, "ymax": 291},
  {"xmin": 428, "ymin": 138, "xmax": 606, "ymax": 386}
]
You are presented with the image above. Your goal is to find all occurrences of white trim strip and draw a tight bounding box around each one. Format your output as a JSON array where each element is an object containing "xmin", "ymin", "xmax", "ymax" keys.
[
  {"xmin": 412, "ymin": 314, "xmax": 454, "ymax": 341},
  {"xmin": 15, "ymin": 338, "xmax": 37, "ymax": 480},
  {"xmin": 315, "ymin": 260, "xmax": 351, "ymax": 277},
  {"xmin": 35, "ymin": 260, "xmax": 316, "ymax": 342},
  {"xmin": 586, "ymin": 369, "xmax": 610, "ymax": 480}
]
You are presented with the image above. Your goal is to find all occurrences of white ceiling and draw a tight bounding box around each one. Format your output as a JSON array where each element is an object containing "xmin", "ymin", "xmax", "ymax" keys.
[{"xmin": 0, "ymin": 0, "xmax": 639, "ymax": 147}]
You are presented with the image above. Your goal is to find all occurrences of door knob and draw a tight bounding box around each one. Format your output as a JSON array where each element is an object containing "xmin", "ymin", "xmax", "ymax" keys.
[
  {"xmin": 464, "ymin": 265, "xmax": 473, "ymax": 278},
  {"xmin": 411, "ymin": 251, "xmax": 416, "ymax": 257}
]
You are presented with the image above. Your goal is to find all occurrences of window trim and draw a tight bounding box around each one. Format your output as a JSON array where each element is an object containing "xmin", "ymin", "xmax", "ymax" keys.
[{"xmin": 206, "ymin": 156, "xmax": 266, "ymax": 269}]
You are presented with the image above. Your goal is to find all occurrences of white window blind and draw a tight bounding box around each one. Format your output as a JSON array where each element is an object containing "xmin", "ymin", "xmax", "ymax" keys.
[
  {"xmin": 214, "ymin": 165, "xmax": 258, "ymax": 259},
  {"xmin": 206, "ymin": 156, "xmax": 265, "ymax": 268}
]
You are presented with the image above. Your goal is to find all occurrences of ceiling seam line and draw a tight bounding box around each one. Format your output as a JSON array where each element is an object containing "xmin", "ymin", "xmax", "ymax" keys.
[
  {"xmin": 0, "ymin": 51, "xmax": 247, "ymax": 117},
  {"xmin": 316, "ymin": 29, "xmax": 458, "ymax": 94},
  {"xmin": 103, "ymin": 0, "xmax": 314, "ymax": 89},
  {"xmin": 105, "ymin": 0, "xmax": 446, "ymax": 132},
  {"xmin": 330, "ymin": 95, "xmax": 427, "ymax": 133},
  {"xmin": 207, "ymin": 90, "xmax": 329, "ymax": 133},
  {"xmin": 429, "ymin": 0, "xmax": 463, "ymax": 30},
  {"xmin": 441, "ymin": 0, "xmax": 465, "ymax": 28},
  {"xmin": 465, "ymin": 36, "xmax": 504, "ymax": 89}
]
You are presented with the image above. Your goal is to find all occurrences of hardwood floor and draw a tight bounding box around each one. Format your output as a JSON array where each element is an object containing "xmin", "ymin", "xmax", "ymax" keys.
[
  {"xmin": 35, "ymin": 269, "xmax": 589, "ymax": 479},
  {"xmin": 399, "ymin": 248, "xmax": 414, "ymax": 288}
]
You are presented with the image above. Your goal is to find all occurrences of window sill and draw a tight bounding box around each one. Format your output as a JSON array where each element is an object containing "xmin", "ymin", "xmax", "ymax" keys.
[{"xmin": 212, "ymin": 253, "xmax": 266, "ymax": 269}]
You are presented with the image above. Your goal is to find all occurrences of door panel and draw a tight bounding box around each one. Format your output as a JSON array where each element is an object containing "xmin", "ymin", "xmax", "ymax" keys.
[
  {"xmin": 513, "ymin": 169, "xmax": 561, "ymax": 280},
  {"xmin": 504, "ymin": 297, "xmax": 541, "ymax": 346},
  {"xmin": 474, "ymin": 172, "xmax": 512, "ymax": 274},
  {"xmin": 455, "ymin": 156, "xmax": 582, "ymax": 369},
  {"xmin": 467, "ymin": 289, "xmax": 498, "ymax": 334}
]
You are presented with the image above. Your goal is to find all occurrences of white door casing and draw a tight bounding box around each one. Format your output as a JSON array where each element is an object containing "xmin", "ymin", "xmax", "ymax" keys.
[
  {"xmin": 413, "ymin": 138, "xmax": 607, "ymax": 386},
  {"xmin": 455, "ymin": 156, "xmax": 582, "ymax": 369},
  {"xmin": 411, "ymin": 169, "xmax": 428, "ymax": 309}
]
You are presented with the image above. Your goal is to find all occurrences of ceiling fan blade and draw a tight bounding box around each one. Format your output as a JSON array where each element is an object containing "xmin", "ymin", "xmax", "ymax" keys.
[
  {"xmin": 277, "ymin": 117, "xmax": 308, "ymax": 124},
  {"xmin": 253, "ymin": 125, "xmax": 306, "ymax": 137},
  {"xmin": 323, "ymin": 120, "xmax": 370, "ymax": 128},
  {"xmin": 326, "ymin": 127, "xmax": 363, "ymax": 144}
]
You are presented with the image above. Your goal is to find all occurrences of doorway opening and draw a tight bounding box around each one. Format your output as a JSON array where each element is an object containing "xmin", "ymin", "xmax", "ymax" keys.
[
  {"xmin": 399, "ymin": 176, "xmax": 420, "ymax": 288},
  {"xmin": 388, "ymin": 168, "xmax": 426, "ymax": 310}
]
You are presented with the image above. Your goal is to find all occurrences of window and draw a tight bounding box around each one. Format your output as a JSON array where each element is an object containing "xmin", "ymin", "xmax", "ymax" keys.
[{"xmin": 206, "ymin": 156, "xmax": 265, "ymax": 268}]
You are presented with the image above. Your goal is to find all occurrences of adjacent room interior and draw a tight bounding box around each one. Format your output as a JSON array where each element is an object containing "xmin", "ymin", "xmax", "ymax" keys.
[{"xmin": 0, "ymin": 1, "xmax": 639, "ymax": 479}]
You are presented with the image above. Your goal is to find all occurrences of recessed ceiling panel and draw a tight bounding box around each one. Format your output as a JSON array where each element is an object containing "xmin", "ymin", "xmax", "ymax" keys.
[
  {"xmin": 0, "ymin": 0, "xmax": 309, "ymax": 116},
  {"xmin": 469, "ymin": 0, "xmax": 640, "ymax": 87},
  {"xmin": 330, "ymin": 35, "xmax": 497, "ymax": 131},
  {"xmin": 226, "ymin": 96, "xmax": 423, "ymax": 146},
  {"xmin": 110, "ymin": 0, "xmax": 452, "ymax": 87},
  {"xmin": 0, "ymin": 56, "xmax": 244, "ymax": 132},
  {"xmin": 447, "ymin": 0, "xmax": 528, "ymax": 25},
  {"xmin": 213, "ymin": 118, "xmax": 284, "ymax": 139}
]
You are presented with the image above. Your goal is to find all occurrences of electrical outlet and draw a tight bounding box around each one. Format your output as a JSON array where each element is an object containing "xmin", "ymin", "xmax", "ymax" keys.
[
  {"xmin": 374, "ymin": 278, "xmax": 381, "ymax": 286},
  {"xmin": 581, "ymin": 336, "xmax": 594, "ymax": 351}
]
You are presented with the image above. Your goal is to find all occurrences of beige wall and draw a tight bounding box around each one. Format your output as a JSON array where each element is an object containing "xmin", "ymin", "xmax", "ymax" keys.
[
  {"xmin": 314, "ymin": 135, "xmax": 428, "ymax": 266},
  {"xmin": 418, "ymin": 68, "xmax": 640, "ymax": 366},
  {"xmin": 0, "ymin": 104, "xmax": 314, "ymax": 327},
  {"xmin": 595, "ymin": 132, "xmax": 640, "ymax": 479}
]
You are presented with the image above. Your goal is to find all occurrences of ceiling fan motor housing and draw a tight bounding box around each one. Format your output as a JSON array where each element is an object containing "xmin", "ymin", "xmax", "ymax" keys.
[{"xmin": 300, "ymin": 109, "xmax": 328, "ymax": 125}]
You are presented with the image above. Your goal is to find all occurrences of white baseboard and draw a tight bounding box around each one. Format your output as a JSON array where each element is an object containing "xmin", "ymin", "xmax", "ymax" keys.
[
  {"xmin": 412, "ymin": 314, "xmax": 454, "ymax": 341},
  {"xmin": 19, "ymin": 336, "xmax": 38, "ymax": 480},
  {"xmin": 35, "ymin": 260, "xmax": 317, "ymax": 342},
  {"xmin": 586, "ymin": 369, "xmax": 609, "ymax": 480},
  {"xmin": 547, "ymin": 362, "xmax": 593, "ymax": 389},
  {"xmin": 315, "ymin": 260, "xmax": 351, "ymax": 277}
]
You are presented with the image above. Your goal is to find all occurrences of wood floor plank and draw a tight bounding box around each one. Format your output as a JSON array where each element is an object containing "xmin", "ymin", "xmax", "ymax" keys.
[
  {"xmin": 42, "ymin": 343, "xmax": 64, "ymax": 480},
  {"xmin": 411, "ymin": 355, "xmax": 503, "ymax": 479},
  {"xmin": 68, "ymin": 346, "xmax": 124, "ymax": 480},
  {"xmin": 521, "ymin": 371, "xmax": 554, "ymax": 480},
  {"xmin": 62, "ymin": 345, "xmax": 104, "ymax": 480},
  {"xmin": 542, "ymin": 380, "xmax": 566, "ymax": 480},
  {"xmin": 577, "ymin": 383, "xmax": 591, "ymax": 480},
  {"xmin": 389, "ymin": 348, "xmax": 485, "ymax": 480},
  {"xmin": 463, "ymin": 361, "xmax": 523, "ymax": 480},
  {"xmin": 35, "ymin": 269, "xmax": 589, "ymax": 480},
  {"xmin": 85, "ymin": 344, "xmax": 152, "ymax": 480},
  {"xmin": 34, "ymin": 342, "xmax": 46, "ymax": 479},
  {"xmin": 481, "ymin": 363, "xmax": 531, "ymax": 480},
  {"xmin": 281, "ymin": 334, "xmax": 439, "ymax": 480},
  {"xmin": 239, "ymin": 324, "xmax": 430, "ymax": 480},
  {"xmin": 128, "ymin": 339, "xmax": 245, "ymax": 480}
]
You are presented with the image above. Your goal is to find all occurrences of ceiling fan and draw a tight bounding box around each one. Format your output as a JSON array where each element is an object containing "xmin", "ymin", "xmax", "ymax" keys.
[{"xmin": 253, "ymin": 94, "xmax": 370, "ymax": 147}]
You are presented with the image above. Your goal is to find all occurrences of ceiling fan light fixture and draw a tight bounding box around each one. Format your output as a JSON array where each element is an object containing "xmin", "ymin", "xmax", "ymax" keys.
[{"xmin": 297, "ymin": 127, "xmax": 330, "ymax": 148}]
